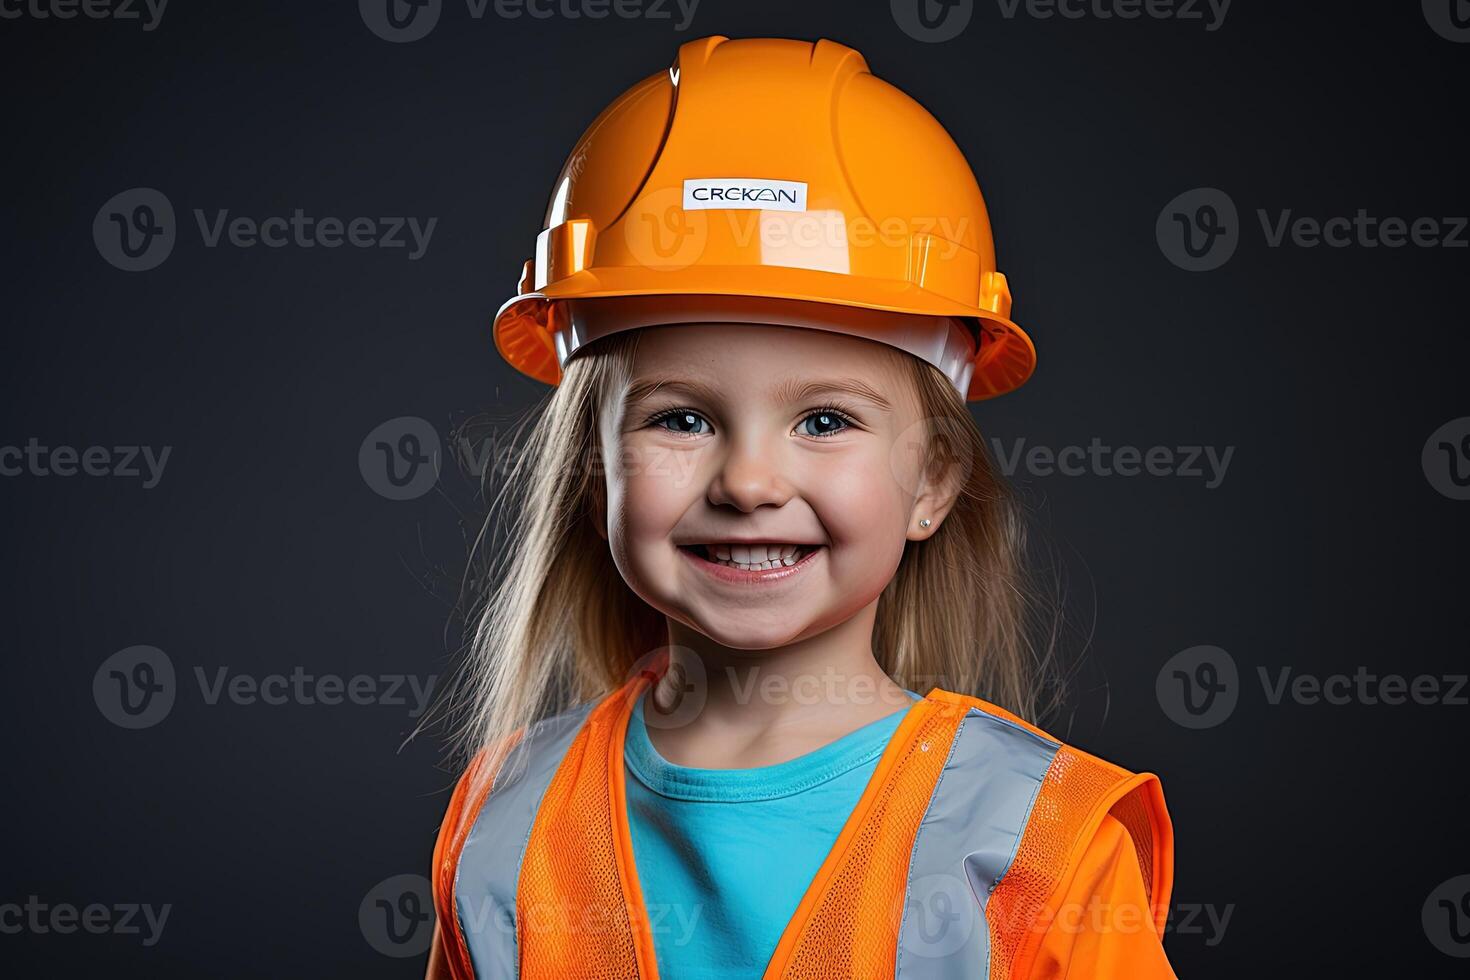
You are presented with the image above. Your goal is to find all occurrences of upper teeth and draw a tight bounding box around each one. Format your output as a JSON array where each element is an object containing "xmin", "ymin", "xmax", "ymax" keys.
[{"xmin": 707, "ymin": 544, "xmax": 804, "ymax": 568}]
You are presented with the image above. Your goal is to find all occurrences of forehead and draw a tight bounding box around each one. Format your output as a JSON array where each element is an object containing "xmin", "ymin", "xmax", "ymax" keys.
[{"xmin": 628, "ymin": 322, "xmax": 911, "ymax": 388}]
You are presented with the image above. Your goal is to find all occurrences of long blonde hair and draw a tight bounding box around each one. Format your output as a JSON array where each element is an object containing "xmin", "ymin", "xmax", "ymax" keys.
[{"xmin": 436, "ymin": 330, "xmax": 1059, "ymax": 774}]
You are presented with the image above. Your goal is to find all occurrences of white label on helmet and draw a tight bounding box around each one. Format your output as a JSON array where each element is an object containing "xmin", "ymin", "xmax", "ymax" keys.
[{"xmin": 682, "ymin": 178, "xmax": 808, "ymax": 212}]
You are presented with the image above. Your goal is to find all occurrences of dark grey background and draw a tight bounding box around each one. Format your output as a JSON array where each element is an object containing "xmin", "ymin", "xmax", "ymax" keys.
[{"xmin": 2, "ymin": 0, "xmax": 1466, "ymax": 975}]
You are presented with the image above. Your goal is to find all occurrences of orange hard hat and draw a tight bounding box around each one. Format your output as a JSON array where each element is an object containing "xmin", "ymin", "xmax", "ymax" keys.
[{"xmin": 492, "ymin": 35, "xmax": 1035, "ymax": 401}]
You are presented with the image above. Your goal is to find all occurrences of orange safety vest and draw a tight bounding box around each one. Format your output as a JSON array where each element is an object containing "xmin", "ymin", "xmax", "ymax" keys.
[{"xmin": 431, "ymin": 667, "xmax": 1173, "ymax": 978}]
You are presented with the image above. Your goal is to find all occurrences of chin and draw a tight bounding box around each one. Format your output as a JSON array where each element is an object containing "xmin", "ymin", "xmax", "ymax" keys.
[{"xmin": 675, "ymin": 610, "xmax": 815, "ymax": 652}]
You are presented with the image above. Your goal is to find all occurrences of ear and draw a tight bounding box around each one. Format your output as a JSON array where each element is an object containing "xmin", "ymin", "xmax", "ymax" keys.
[{"xmin": 906, "ymin": 442, "xmax": 965, "ymax": 542}]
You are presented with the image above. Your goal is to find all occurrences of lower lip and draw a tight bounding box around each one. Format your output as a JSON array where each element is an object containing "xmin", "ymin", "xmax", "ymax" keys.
[{"xmin": 678, "ymin": 546, "xmax": 824, "ymax": 586}]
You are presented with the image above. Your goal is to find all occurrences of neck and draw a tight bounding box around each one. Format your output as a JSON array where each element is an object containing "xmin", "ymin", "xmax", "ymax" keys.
[{"xmin": 647, "ymin": 602, "xmax": 913, "ymax": 767}]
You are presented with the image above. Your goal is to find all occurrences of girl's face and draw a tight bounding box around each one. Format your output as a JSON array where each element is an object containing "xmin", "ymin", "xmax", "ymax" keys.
[{"xmin": 597, "ymin": 322, "xmax": 954, "ymax": 650}]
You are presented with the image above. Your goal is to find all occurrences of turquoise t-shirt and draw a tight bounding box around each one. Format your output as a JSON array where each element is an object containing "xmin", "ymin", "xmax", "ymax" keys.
[{"xmin": 622, "ymin": 688, "xmax": 923, "ymax": 977}]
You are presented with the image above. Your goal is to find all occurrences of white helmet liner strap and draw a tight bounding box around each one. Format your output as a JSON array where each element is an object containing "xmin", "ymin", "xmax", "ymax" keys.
[{"xmin": 556, "ymin": 294, "xmax": 978, "ymax": 398}]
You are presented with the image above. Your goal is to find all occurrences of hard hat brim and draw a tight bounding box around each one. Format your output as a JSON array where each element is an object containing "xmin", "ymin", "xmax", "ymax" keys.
[{"xmin": 493, "ymin": 265, "xmax": 1035, "ymax": 402}]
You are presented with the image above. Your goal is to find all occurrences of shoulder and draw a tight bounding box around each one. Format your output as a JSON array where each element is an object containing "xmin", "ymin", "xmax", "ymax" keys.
[
  {"xmin": 434, "ymin": 694, "xmax": 607, "ymax": 846},
  {"xmin": 921, "ymin": 688, "xmax": 1175, "ymax": 935},
  {"xmin": 436, "ymin": 682, "xmax": 640, "ymax": 847},
  {"xmin": 427, "ymin": 694, "xmax": 612, "ymax": 978},
  {"xmin": 923, "ymin": 685, "xmax": 1170, "ymax": 795}
]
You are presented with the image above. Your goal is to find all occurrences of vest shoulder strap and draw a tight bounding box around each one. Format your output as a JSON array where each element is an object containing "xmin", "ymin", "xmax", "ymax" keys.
[
  {"xmin": 924, "ymin": 689, "xmax": 1174, "ymax": 980},
  {"xmin": 430, "ymin": 728, "xmax": 526, "ymax": 980},
  {"xmin": 428, "ymin": 690, "xmax": 623, "ymax": 980}
]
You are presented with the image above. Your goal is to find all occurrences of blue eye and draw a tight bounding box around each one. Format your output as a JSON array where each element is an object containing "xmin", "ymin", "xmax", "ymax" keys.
[
  {"xmin": 654, "ymin": 411, "xmax": 710, "ymax": 435},
  {"xmin": 799, "ymin": 410, "xmax": 850, "ymax": 437}
]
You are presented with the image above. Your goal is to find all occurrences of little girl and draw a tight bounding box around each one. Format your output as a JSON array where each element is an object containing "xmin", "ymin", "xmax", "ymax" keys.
[{"xmin": 426, "ymin": 35, "xmax": 1176, "ymax": 980}]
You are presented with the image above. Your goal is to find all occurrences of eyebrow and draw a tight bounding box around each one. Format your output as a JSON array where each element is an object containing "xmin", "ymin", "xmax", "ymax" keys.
[
  {"xmin": 623, "ymin": 376, "xmax": 894, "ymax": 412},
  {"xmin": 623, "ymin": 377, "xmax": 721, "ymax": 406}
]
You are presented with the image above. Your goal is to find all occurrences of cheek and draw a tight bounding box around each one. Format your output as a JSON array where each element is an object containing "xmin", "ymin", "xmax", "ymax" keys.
[
  {"xmin": 605, "ymin": 439, "xmax": 705, "ymax": 563},
  {"xmin": 806, "ymin": 448, "xmax": 911, "ymax": 561}
]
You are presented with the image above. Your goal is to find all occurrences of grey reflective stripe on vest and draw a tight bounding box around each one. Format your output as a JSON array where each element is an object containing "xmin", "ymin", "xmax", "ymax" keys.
[
  {"xmin": 896, "ymin": 707, "xmax": 1061, "ymax": 979},
  {"xmin": 455, "ymin": 699, "xmax": 598, "ymax": 979}
]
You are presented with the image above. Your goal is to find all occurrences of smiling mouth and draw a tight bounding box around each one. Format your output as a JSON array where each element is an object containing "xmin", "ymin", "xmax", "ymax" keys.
[{"xmin": 678, "ymin": 543, "xmax": 822, "ymax": 572}]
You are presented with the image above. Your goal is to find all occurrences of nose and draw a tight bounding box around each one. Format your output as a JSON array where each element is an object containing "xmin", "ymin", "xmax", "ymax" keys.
[{"xmin": 706, "ymin": 435, "xmax": 795, "ymax": 513}]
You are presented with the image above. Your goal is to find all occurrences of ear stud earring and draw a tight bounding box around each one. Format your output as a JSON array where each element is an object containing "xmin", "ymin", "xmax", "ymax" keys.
[{"xmin": 919, "ymin": 519, "xmax": 932, "ymax": 529}]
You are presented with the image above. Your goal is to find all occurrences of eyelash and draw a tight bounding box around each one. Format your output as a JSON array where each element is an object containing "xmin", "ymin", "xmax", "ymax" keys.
[{"xmin": 644, "ymin": 404, "xmax": 861, "ymax": 438}]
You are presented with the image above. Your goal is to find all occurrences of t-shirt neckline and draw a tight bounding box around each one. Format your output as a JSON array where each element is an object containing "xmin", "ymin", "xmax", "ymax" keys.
[{"xmin": 624, "ymin": 688, "xmax": 922, "ymax": 803}]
